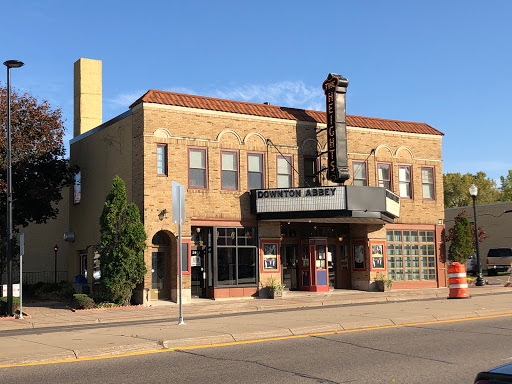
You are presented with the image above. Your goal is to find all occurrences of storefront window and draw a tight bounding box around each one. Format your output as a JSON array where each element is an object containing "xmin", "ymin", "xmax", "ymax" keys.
[
  {"xmin": 221, "ymin": 151, "xmax": 239, "ymax": 190},
  {"xmin": 387, "ymin": 229, "xmax": 436, "ymax": 281},
  {"xmin": 399, "ymin": 165, "xmax": 412, "ymax": 198},
  {"xmin": 353, "ymin": 161, "xmax": 367, "ymax": 186},
  {"xmin": 189, "ymin": 148, "xmax": 207, "ymax": 189},
  {"xmin": 277, "ymin": 155, "xmax": 292, "ymax": 188},
  {"xmin": 216, "ymin": 227, "xmax": 257, "ymax": 286},
  {"xmin": 304, "ymin": 157, "xmax": 320, "ymax": 187},
  {"xmin": 378, "ymin": 163, "xmax": 391, "ymax": 190},
  {"xmin": 421, "ymin": 167, "xmax": 435, "ymax": 200},
  {"xmin": 248, "ymin": 153, "xmax": 264, "ymax": 190}
]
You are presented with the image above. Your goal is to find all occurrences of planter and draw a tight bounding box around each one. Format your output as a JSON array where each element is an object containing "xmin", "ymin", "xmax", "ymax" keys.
[
  {"xmin": 375, "ymin": 280, "xmax": 392, "ymax": 292},
  {"xmin": 259, "ymin": 286, "xmax": 282, "ymax": 299}
]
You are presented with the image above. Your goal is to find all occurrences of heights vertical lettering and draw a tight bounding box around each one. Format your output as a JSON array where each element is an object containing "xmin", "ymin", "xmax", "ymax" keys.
[{"xmin": 322, "ymin": 73, "xmax": 350, "ymax": 184}]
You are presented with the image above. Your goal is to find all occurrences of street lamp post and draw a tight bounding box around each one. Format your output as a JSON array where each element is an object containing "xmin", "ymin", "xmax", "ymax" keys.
[
  {"xmin": 469, "ymin": 184, "xmax": 485, "ymax": 286},
  {"xmin": 54, "ymin": 245, "xmax": 58, "ymax": 284},
  {"xmin": 3, "ymin": 60, "xmax": 24, "ymax": 317}
]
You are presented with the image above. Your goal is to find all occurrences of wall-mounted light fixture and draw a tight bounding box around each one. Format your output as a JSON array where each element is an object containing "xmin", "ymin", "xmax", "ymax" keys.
[{"xmin": 158, "ymin": 209, "xmax": 168, "ymax": 221}]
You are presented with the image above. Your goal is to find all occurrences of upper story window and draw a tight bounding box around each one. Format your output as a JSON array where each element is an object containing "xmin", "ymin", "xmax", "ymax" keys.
[
  {"xmin": 378, "ymin": 163, "xmax": 392, "ymax": 190},
  {"xmin": 73, "ymin": 171, "xmax": 81, "ymax": 204},
  {"xmin": 352, "ymin": 161, "xmax": 367, "ymax": 186},
  {"xmin": 421, "ymin": 167, "xmax": 435, "ymax": 200},
  {"xmin": 277, "ymin": 155, "xmax": 293, "ymax": 188},
  {"xmin": 189, "ymin": 148, "xmax": 207, "ymax": 189},
  {"xmin": 304, "ymin": 157, "xmax": 320, "ymax": 187},
  {"xmin": 399, "ymin": 165, "xmax": 412, "ymax": 198},
  {"xmin": 247, "ymin": 153, "xmax": 264, "ymax": 190},
  {"xmin": 157, "ymin": 144, "xmax": 167, "ymax": 176},
  {"xmin": 221, "ymin": 151, "xmax": 239, "ymax": 190}
]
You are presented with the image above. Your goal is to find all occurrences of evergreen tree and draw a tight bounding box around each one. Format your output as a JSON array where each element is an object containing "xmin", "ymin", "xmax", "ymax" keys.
[
  {"xmin": 99, "ymin": 176, "xmax": 147, "ymax": 305},
  {"xmin": 447, "ymin": 216, "xmax": 473, "ymax": 263},
  {"xmin": 499, "ymin": 170, "xmax": 512, "ymax": 202}
]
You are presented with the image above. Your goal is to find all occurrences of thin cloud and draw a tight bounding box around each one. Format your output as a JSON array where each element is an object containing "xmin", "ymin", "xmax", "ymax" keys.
[
  {"xmin": 107, "ymin": 90, "xmax": 147, "ymax": 107},
  {"xmin": 212, "ymin": 81, "xmax": 324, "ymax": 111},
  {"xmin": 107, "ymin": 81, "xmax": 325, "ymax": 114}
]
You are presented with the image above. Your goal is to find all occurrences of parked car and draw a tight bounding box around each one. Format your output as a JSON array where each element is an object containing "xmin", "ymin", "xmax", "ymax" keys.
[
  {"xmin": 486, "ymin": 248, "xmax": 512, "ymax": 276},
  {"xmin": 475, "ymin": 362, "xmax": 512, "ymax": 383},
  {"xmin": 466, "ymin": 254, "xmax": 476, "ymax": 275}
]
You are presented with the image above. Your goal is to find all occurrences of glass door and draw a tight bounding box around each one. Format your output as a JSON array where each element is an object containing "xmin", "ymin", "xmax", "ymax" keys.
[
  {"xmin": 281, "ymin": 245, "xmax": 298, "ymax": 290},
  {"xmin": 191, "ymin": 247, "xmax": 206, "ymax": 297},
  {"xmin": 328, "ymin": 244, "xmax": 336, "ymax": 288},
  {"xmin": 300, "ymin": 242, "xmax": 310, "ymax": 290},
  {"xmin": 151, "ymin": 251, "xmax": 168, "ymax": 299}
]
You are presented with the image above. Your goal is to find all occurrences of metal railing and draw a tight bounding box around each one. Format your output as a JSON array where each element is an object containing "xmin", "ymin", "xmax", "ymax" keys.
[{"xmin": 1, "ymin": 271, "xmax": 68, "ymax": 285}]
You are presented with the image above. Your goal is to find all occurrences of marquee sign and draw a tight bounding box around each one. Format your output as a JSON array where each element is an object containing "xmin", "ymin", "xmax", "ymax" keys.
[
  {"xmin": 322, "ymin": 73, "xmax": 350, "ymax": 183},
  {"xmin": 255, "ymin": 186, "xmax": 346, "ymax": 213}
]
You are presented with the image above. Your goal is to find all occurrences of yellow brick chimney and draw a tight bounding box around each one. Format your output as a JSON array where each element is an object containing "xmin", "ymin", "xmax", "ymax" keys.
[{"xmin": 73, "ymin": 58, "xmax": 102, "ymax": 137}]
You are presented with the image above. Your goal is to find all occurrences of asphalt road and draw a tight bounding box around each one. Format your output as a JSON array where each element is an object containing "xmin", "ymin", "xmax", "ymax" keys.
[{"xmin": 2, "ymin": 315, "xmax": 512, "ymax": 384}]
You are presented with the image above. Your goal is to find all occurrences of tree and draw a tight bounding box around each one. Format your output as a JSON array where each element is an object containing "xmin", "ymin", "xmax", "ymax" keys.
[
  {"xmin": 447, "ymin": 215, "xmax": 473, "ymax": 263},
  {"xmin": 444, "ymin": 172, "xmax": 500, "ymax": 208},
  {"xmin": 445, "ymin": 211, "xmax": 487, "ymax": 263},
  {"xmin": 99, "ymin": 176, "xmax": 147, "ymax": 305},
  {"xmin": 499, "ymin": 170, "xmax": 512, "ymax": 202},
  {"xmin": 0, "ymin": 84, "xmax": 75, "ymax": 283}
]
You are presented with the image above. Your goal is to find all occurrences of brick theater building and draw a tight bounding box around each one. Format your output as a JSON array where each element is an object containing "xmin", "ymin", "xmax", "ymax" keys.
[{"xmin": 25, "ymin": 58, "xmax": 447, "ymax": 304}]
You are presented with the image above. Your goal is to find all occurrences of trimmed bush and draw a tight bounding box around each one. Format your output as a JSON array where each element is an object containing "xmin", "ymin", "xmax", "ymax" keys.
[
  {"xmin": 72, "ymin": 294, "xmax": 95, "ymax": 310},
  {"xmin": 0, "ymin": 297, "xmax": 20, "ymax": 316},
  {"xmin": 34, "ymin": 282, "xmax": 75, "ymax": 302}
]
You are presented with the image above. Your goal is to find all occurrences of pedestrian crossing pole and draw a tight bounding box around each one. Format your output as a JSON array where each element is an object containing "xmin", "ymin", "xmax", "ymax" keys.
[
  {"xmin": 19, "ymin": 233, "xmax": 24, "ymax": 319},
  {"xmin": 172, "ymin": 181, "xmax": 185, "ymax": 325}
]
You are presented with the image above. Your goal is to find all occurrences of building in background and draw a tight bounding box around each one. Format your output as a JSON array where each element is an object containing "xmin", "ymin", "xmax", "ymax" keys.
[
  {"xmin": 21, "ymin": 58, "xmax": 446, "ymax": 304},
  {"xmin": 445, "ymin": 201, "xmax": 512, "ymax": 267}
]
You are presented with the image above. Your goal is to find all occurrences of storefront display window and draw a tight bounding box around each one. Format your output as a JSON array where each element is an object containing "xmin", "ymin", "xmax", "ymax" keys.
[
  {"xmin": 216, "ymin": 227, "xmax": 257, "ymax": 286},
  {"xmin": 370, "ymin": 241, "xmax": 386, "ymax": 270},
  {"xmin": 262, "ymin": 243, "xmax": 278, "ymax": 270},
  {"xmin": 387, "ymin": 230, "xmax": 436, "ymax": 281}
]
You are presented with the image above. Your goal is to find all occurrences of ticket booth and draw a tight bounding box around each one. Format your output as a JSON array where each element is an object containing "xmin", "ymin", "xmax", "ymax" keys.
[{"xmin": 299, "ymin": 239, "xmax": 329, "ymax": 292}]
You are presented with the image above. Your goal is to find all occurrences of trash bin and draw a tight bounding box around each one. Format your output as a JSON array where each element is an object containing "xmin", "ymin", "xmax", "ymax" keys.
[{"xmin": 74, "ymin": 275, "xmax": 89, "ymax": 294}]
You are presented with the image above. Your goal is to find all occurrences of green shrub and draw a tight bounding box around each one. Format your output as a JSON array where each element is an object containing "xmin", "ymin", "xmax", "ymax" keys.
[
  {"xmin": 71, "ymin": 294, "xmax": 95, "ymax": 310},
  {"xmin": 0, "ymin": 297, "xmax": 20, "ymax": 316},
  {"xmin": 95, "ymin": 302, "xmax": 119, "ymax": 309},
  {"xmin": 34, "ymin": 282, "xmax": 75, "ymax": 302}
]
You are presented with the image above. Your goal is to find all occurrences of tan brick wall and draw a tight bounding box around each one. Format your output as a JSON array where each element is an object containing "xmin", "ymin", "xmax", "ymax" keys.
[
  {"xmin": 74, "ymin": 58, "xmax": 102, "ymax": 137},
  {"xmin": 136, "ymin": 104, "xmax": 444, "ymax": 295},
  {"xmin": 18, "ymin": 187, "xmax": 70, "ymax": 279},
  {"xmin": 68, "ymin": 115, "xmax": 133, "ymax": 281},
  {"xmin": 59, "ymin": 98, "xmax": 444, "ymax": 300},
  {"xmin": 139, "ymin": 105, "xmax": 444, "ymax": 232}
]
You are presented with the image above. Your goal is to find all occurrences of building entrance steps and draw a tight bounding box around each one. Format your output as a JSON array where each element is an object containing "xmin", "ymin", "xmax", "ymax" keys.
[{"xmin": 1, "ymin": 285, "xmax": 511, "ymax": 367}]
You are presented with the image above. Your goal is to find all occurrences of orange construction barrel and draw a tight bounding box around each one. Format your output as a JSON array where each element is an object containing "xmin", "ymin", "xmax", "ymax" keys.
[{"xmin": 448, "ymin": 262, "xmax": 470, "ymax": 299}]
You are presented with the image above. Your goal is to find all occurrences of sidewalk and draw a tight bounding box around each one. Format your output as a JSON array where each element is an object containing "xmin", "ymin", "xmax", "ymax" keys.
[{"xmin": 1, "ymin": 285, "xmax": 511, "ymax": 367}]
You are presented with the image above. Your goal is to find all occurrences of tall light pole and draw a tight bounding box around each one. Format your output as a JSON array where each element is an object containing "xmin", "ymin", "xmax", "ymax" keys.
[
  {"xmin": 3, "ymin": 60, "xmax": 24, "ymax": 317},
  {"xmin": 469, "ymin": 183, "xmax": 485, "ymax": 286},
  {"xmin": 54, "ymin": 245, "xmax": 58, "ymax": 284}
]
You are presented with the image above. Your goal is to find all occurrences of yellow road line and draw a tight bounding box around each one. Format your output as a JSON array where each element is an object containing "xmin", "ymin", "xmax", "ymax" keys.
[{"xmin": 2, "ymin": 312, "xmax": 512, "ymax": 369}]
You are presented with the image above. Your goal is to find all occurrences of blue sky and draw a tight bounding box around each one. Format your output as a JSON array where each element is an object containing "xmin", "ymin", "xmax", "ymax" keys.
[{"xmin": 2, "ymin": 0, "xmax": 511, "ymax": 182}]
